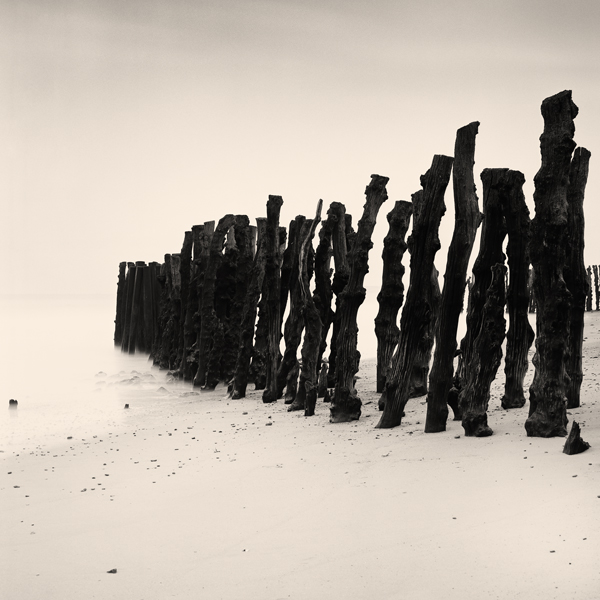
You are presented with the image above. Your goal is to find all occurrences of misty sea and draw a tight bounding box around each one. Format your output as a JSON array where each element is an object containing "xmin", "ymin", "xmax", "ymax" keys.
[{"xmin": 0, "ymin": 294, "xmax": 160, "ymax": 451}]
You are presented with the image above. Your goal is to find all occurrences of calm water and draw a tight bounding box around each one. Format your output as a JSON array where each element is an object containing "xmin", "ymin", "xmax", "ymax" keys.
[{"xmin": 0, "ymin": 294, "xmax": 165, "ymax": 451}]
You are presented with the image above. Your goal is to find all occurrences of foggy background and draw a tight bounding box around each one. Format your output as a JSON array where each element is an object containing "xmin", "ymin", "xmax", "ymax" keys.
[{"xmin": 2, "ymin": 0, "xmax": 599, "ymax": 298}]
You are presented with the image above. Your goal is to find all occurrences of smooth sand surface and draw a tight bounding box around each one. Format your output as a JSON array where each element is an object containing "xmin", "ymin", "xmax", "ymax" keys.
[{"xmin": 2, "ymin": 315, "xmax": 600, "ymax": 600}]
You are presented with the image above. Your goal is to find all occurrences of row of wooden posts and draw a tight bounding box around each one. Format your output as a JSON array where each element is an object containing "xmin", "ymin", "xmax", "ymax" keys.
[{"xmin": 114, "ymin": 90, "xmax": 591, "ymax": 438}]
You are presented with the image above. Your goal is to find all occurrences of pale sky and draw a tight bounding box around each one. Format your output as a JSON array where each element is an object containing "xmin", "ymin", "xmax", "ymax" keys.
[{"xmin": 1, "ymin": 0, "xmax": 599, "ymax": 295}]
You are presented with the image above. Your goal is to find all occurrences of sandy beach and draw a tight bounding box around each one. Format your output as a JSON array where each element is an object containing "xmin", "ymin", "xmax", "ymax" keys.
[{"xmin": 2, "ymin": 313, "xmax": 600, "ymax": 600}]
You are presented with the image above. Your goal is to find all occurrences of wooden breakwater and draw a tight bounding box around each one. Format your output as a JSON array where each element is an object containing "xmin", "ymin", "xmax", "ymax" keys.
[{"xmin": 114, "ymin": 90, "xmax": 592, "ymax": 438}]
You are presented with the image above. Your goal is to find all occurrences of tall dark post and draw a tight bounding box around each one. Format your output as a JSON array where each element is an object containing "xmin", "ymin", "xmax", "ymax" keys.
[
  {"xmin": 409, "ymin": 267, "xmax": 441, "ymax": 398},
  {"xmin": 526, "ymin": 90, "xmax": 578, "ymax": 438},
  {"xmin": 176, "ymin": 231, "xmax": 194, "ymax": 374},
  {"xmin": 459, "ymin": 264, "xmax": 507, "ymax": 437},
  {"xmin": 298, "ymin": 200, "xmax": 324, "ymax": 417},
  {"xmin": 377, "ymin": 156, "xmax": 452, "ymax": 429},
  {"xmin": 500, "ymin": 170, "xmax": 535, "ymax": 409},
  {"xmin": 313, "ymin": 208, "xmax": 336, "ymax": 375},
  {"xmin": 326, "ymin": 202, "xmax": 351, "ymax": 388},
  {"xmin": 181, "ymin": 225, "xmax": 203, "ymax": 381},
  {"xmin": 194, "ymin": 215, "xmax": 236, "ymax": 389},
  {"xmin": 276, "ymin": 216, "xmax": 307, "ymax": 399},
  {"xmin": 230, "ymin": 218, "xmax": 268, "ymax": 399},
  {"xmin": 330, "ymin": 175, "xmax": 388, "ymax": 423},
  {"xmin": 218, "ymin": 216, "xmax": 254, "ymax": 384},
  {"xmin": 425, "ymin": 122, "xmax": 481, "ymax": 432},
  {"xmin": 458, "ymin": 168, "xmax": 508, "ymax": 412},
  {"xmin": 565, "ymin": 147, "xmax": 591, "ymax": 409},
  {"xmin": 262, "ymin": 196, "xmax": 284, "ymax": 403},
  {"xmin": 128, "ymin": 261, "xmax": 147, "ymax": 354},
  {"xmin": 114, "ymin": 262, "xmax": 127, "ymax": 347},
  {"xmin": 593, "ymin": 266, "xmax": 599, "ymax": 311},
  {"xmin": 374, "ymin": 201, "xmax": 413, "ymax": 393},
  {"xmin": 120, "ymin": 262, "xmax": 135, "ymax": 353},
  {"xmin": 142, "ymin": 264, "xmax": 155, "ymax": 353},
  {"xmin": 586, "ymin": 266, "xmax": 593, "ymax": 312}
]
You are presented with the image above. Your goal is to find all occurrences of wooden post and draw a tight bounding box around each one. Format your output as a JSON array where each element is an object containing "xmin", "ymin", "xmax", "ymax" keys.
[
  {"xmin": 313, "ymin": 207, "xmax": 336, "ymax": 376},
  {"xmin": 299, "ymin": 201, "xmax": 323, "ymax": 417},
  {"xmin": 181, "ymin": 225, "xmax": 203, "ymax": 381},
  {"xmin": 526, "ymin": 91, "xmax": 578, "ymax": 438},
  {"xmin": 458, "ymin": 168, "xmax": 508, "ymax": 416},
  {"xmin": 114, "ymin": 262, "xmax": 127, "ymax": 346},
  {"xmin": 279, "ymin": 220, "xmax": 298, "ymax": 330},
  {"xmin": 176, "ymin": 231, "xmax": 194, "ymax": 375},
  {"xmin": 330, "ymin": 175, "xmax": 389, "ymax": 423},
  {"xmin": 326, "ymin": 202, "xmax": 351, "ymax": 387},
  {"xmin": 194, "ymin": 214, "xmax": 236, "ymax": 389},
  {"xmin": 275, "ymin": 216, "xmax": 307, "ymax": 399},
  {"xmin": 592, "ymin": 265, "xmax": 600, "ymax": 310},
  {"xmin": 166, "ymin": 254, "xmax": 182, "ymax": 367},
  {"xmin": 374, "ymin": 201, "xmax": 412, "ymax": 393},
  {"xmin": 377, "ymin": 156, "xmax": 452, "ymax": 429},
  {"xmin": 153, "ymin": 260, "xmax": 172, "ymax": 368},
  {"xmin": 459, "ymin": 263, "xmax": 507, "ymax": 437},
  {"xmin": 147, "ymin": 261, "xmax": 161, "ymax": 357},
  {"xmin": 230, "ymin": 218, "xmax": 268, "ymax": 399},
  {"xmin": 425, "ymin": 122, "xmax": 482, "ymax": 432},
  {"xmin": 500, "ymin": 170, "xmax": 535, "ymax": 409},
  {"xmin": 284, "ymin": 360, "xmax": 300, "ymax": 404},
  {"xmin": 527, "ymin": 268, "xmax": 536, "ymax": 313},
  {"xmin": 142, "ymin": 265, "xmax": 155, "ymax": 353},
  {"xmin": 409, "ymin": 266, "xmax": 441, "ymax": 398},
  {"xmin": 563, "ymin": 421, "xmax": 590, "ymax": 455},
  {"xmin": 221, "ymin": 215, "xmax": 254, "ymax": 384},
  {"xmin": 128, "ymin": 261, "xmax": 147, "ymax": 354},
  {"xmin": 586, "ymin": 266, "xmax": 593, "ymax": 312},
  {"xmin": 120, "ymin": 262, "xmax": 136, "ymax": 353},
  {"xmin": 262, "ymin": 196, "xmax": 284, "ymax": 403},
  {"xmin": 565, "ymin": 147, "xmax": 591, "ymax": 409}
]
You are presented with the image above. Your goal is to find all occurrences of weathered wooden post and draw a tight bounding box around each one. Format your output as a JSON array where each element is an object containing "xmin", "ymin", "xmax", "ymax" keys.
[
  {"xmin": 180, "ymin": 225, "xmax": 202, "ymax": 381},
  {"xmin": 326, "ymin": 202, "xmax": 351, "ymax": 388},
  {"xmin": 300, "ymin": 202, "xmax": 324, "ymax": 417},
  {"xmin": 313, "ymin": 209, "xmax": 336, "ymax": 377},
  {"xmin": 374, "ymin": 201, "xmax": 412, "ymax": 393},
  {"xmin": 526, "ymin": 90, "xmax": 578, "ymax": 438},
  {"xmin": 230, "ymin": 218, "xmax": 268, "ymax": 399},
  {"xmin": 128, "ymin": 261, "xmax": 147, "ymax": 354},
  {"xmin": 142, "ymin": 264, "xmax": 155, "ymax": 353},
  {"xmin": 330, "ymin": 174, "xmax": 389, "ymax": 423},
  {"xmin": 459, "ymin": 263, "xmax": 507, "ymax": 436},
  {"xmin": 194, "ymin": 214, "xmax": 236, "ymax": 389},
  {"xmin": 120, "ymin": 262, "xmax": 135, "ymax": 353},
  {"xmin": 262, "ymin": 195, "xmax": 284, "ymax": 403},
  {"xmin": 377, "ymin": 156, "xmax": 452, "ymax": 429},
  {"xmin": 219, "ymin": 216, "xmax": 254, "ymax": 384},
  {"xmin": 425, "ymin": 122, "xmax": 481, "ymax": 432},
  {"xmin": 114, "ymin": 262, "xmax": 127, "ymax": 346},
  {"xmin": 275, "ymin": 216, "xmax": 307, "ymax": 399},
  {"xmin": 175, "ymin": 231, "xmax": 193, "ymax": 374},
  {"xmin": 565, "ymin": 147, "xmax": 591, "ymax": 409},
  {"xmin": 167, "ymin": 254, "xmax": 182, "ymax": 364},
  {"xmin": 458, "ymin": 168, "xmax": 508, "ymax": 414},
  {"xmin": 527, "ymin": 268, "xmax": 536, "ymax": 313},
  {"xmin": 279, "ymin": 219, "xmax": 299, "ymax": 329},
  {"xmin": 500, "ymin": 170, "xmax": 535, "ymax": 409},
  {"xmin": 594, "ymin": 265, "xmax": 600, "ymax": 311},
  {"xmin": 409, "ymin": 265, "xmax": 441, "ymax": 398},
  {"xmin": 586, "ymin": 266, "xmax": 593, "ymax": 312}
]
